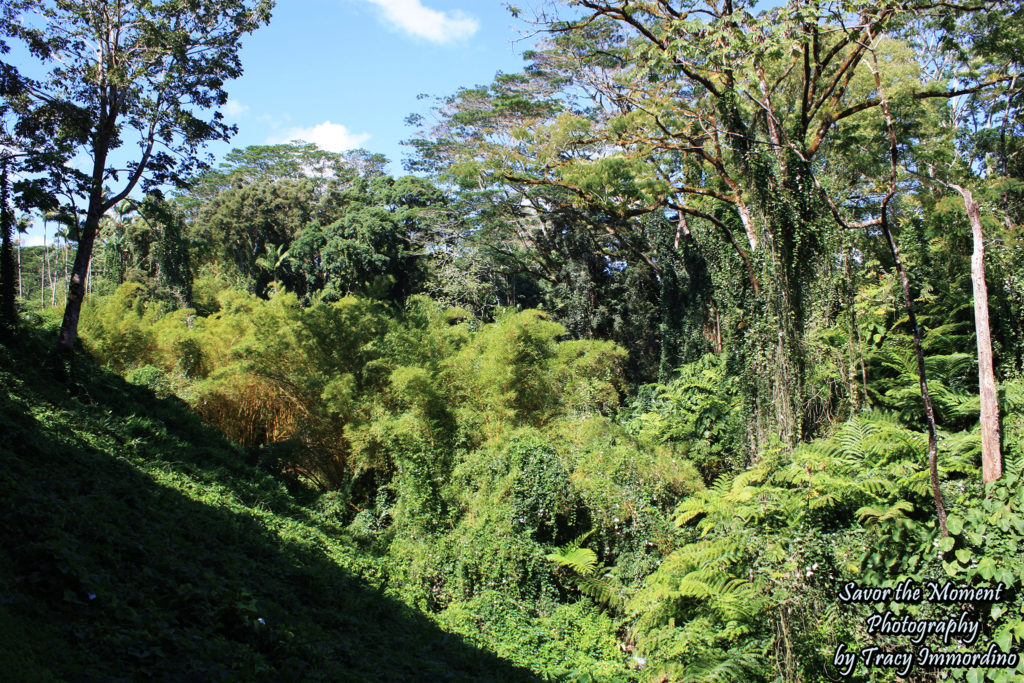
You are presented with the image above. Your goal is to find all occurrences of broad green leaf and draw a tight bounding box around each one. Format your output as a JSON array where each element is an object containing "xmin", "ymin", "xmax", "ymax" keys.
[{"xmin": 947, "ymin": 515, "xmax": 963, "ymax": 536}]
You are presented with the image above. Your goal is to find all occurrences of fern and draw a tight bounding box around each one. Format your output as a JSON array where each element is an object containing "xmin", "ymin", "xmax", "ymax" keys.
[
  {"xmin": 681, "ymin": 644, "xmax": 766, "ymax": 683},
  {"xmin": 632, "ymin": 405, "xmax": 979, "ymax": 681},
  {"xmin": 856, "ymin": 500, "xmax": 914, "ymax": 528},
  {"xmin": 576, "ymin": 574, "xmax": 623, "ymax": 608},
  {"xmin": 546, "ymin": 531, "xmax": 622, "ymax": 608},
  {"xmin": 546, "ymin": 546, "xmax": 599, "ymax": 576}
]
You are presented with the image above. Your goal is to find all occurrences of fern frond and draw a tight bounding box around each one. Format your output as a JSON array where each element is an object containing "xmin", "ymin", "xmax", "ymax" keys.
[
  {"xmin": 546, "ymin": 546, "xmax": 598, "ymax": 576},
  {"xmin": 681, "ymin": 644, "xmax": 766, "ymax": 683},
  {"xmin": 857, "ymin": 500, "xmax": 913, "ymax": 527},
  {"xmin": 577, "ymin": 573, "xmax": 623, "ymax": 607}
]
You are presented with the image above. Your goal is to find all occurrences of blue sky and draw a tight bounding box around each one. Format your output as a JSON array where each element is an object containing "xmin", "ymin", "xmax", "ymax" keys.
[
  {"xmin": 18, "ymin": 0, "xmax": 533, "ymax": 246},
  {"xmin": 205, "ymin": 0, "xmax": 531, "ymax": 172}
]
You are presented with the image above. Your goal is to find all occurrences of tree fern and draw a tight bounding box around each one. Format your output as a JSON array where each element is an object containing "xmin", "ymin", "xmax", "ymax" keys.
[
  {"xmin": 856, "ymin": 500, "xmax": 915, "ymax": 528},
  {"xmin": 629, "ymin": 405, "xmax": 979, "ymax": 681},
  {"xmin": 680, "ymin": 644, "xmax": 767, "ymax": 683}
]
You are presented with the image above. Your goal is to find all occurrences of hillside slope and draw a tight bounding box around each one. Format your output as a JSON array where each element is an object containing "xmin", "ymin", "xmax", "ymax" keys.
[{"xmin": 0, "ymin": 327, "xmax": 538, "ymax": 681}]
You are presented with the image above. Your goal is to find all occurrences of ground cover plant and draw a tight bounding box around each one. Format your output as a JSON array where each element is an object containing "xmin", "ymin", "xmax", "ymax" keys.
[{"xmin": 0, "ymin": 325, "xmax": 542, "ymax": 681}]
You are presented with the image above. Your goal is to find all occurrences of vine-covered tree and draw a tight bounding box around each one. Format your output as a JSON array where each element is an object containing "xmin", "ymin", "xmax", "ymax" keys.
[{"xmin": 412, "ymin": 0, "xmax": 1011, "ymax": 449}]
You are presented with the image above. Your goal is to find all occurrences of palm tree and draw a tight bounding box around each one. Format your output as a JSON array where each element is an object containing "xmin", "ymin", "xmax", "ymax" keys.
[
  {"xmin": 255, "ymin": 242, "xmax": 291, "ymax": 293},
  {"xmin": 49, "ymin": 208, "xmax": 79, "ymax": 305},
  {"xmin": 41, "ymin": 212, "xmax": 49, "ymax": 309},
  {"xmin": 54, "ymin": 225, "xmax": 69, "ymax": 305},
  {"xmin": 15, "ymin": 216, "xmax": 30, "ymax": 300}
]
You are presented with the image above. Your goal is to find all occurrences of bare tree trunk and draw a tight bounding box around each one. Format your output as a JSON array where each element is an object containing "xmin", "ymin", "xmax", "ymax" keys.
[
  {"xmin": 0, "ymin": 158, "xmax": 16, "ymax": 330},
  {"xmin": 50, "ymin": 241, "xmax": 57, "ymax": 307},
  {"xmin": 953, "ymin": 185, "xmax": 1002, "ymax": 483},
  {"xmin": 41, "ymin": 228, "xmax": 46, "ymax": 309}
]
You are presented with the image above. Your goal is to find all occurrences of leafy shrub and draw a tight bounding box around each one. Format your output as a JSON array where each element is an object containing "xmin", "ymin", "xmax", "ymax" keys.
[
  {"xmin": 435, "ymin": 592, "xmax": 632, "ymax": 681},
  {"xmin": 125, "ymin": 364, "xmax": 171, "ymax": 398},
  {"xmin": 625, "ymin": 353, "xmax": 745, "ymax": 483}
]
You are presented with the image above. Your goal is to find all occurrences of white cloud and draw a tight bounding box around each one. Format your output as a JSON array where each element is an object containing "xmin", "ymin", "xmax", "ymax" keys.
[
  {"xmin": 223, "ymin": 99, "xmax": 249, "ymax": 117},
  {"xmin": 271, "ymin": 121, "xmax": 371, "ymax": 153},
  {"xmin": 17, "ymin": 234, "xmax": 47, "ymax": 248},
  {"xmin": 364, "ymin": 0, "xmax": 479, "ymax": 44}
]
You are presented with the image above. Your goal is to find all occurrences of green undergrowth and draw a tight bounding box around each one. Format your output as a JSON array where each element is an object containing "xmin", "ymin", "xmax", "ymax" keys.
[{"xmin": 0, "ymin": 326, "xmax": 540, "ymax": 681}]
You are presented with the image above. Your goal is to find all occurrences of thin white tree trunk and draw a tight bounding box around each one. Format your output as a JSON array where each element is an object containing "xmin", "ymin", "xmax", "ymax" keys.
[
  {"xmin": 41, "ymin": 228, "xmax": 46, "ymax": 309},
  {"xmin": 50, "ymin": 242, "xmax": 57, "ymax": 307},
  {"xmin": 63, "ymin": 239, "xmax": 68, "ymax": 305},
  {"xmin": 954, "ymin": 185, "xmax": 1002, "ymax": 483}
]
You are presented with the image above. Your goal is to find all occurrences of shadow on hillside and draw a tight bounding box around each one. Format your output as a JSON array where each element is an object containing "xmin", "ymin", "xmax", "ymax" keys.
[{"xmin": 0, "ymin": 342, "xmax": 539, "ymax": 682}]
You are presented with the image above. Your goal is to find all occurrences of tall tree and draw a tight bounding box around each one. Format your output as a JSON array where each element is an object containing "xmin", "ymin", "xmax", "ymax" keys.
[
  {"xmin": 904, "ymin": 5, "xmax": 1024, "ymax": 484},
  {"xmin": 1, "ymin": 4, "xmax": 58, "ymax": 332},
  {"xmin": 175, "ymin": 142, "xmax": 387, "ymax": 220},
  {"xmin": 3, "ymin": 0, "xmax": 273, "ymax": 353},
  {"xmin": 949, "ymin": 1, "xmax": 1024, "ymax": 482}
]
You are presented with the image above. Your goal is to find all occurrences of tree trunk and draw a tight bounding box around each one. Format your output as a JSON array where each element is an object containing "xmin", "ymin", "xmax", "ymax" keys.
[
  {"xmin": 50, "ymin": 241, "xmax": 57, "ymax": 307},
  {"xmin": 57, "ymin": 120, "xmax": 114, "ymax": 354},
  {"xmin": 63, "ymin": 240, "xmax": 69, "ymax": 306},
  {"xmin": 40, "ymin": 229, "xmax": 45, "ymax": 309},
  {"xmin": 56, "ymin": 200, "xmax": 102, "ymax": 352},
  {"xmin": 880, "ymin": 200, "xmax": 948, "ymax": 537},
  {"xmin": 0, "ymin": 158, "xmax": 16, "ymax": 331},
  {"xmin": 954, "ymin": 185, "xmax": 1002, "ymax": 484}
]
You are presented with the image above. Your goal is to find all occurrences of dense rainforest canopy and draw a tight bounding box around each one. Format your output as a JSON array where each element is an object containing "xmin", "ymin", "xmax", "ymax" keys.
[{"xmin": 3, "ymin": 0, "xmax": 1024, "ymax": 680}]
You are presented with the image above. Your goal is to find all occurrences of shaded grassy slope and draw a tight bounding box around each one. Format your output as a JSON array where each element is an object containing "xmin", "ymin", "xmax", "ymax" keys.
[{"xmin": 0, "ymin": 327, "xmax": 538, "ymax": 681}]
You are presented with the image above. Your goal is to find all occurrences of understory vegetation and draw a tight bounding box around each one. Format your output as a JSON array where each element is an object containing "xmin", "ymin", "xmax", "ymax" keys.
[
  {"xmin": 4, "ymin": 270, "xmax": 1023, "ymax": 679},
  {"xmin": 3, "ymin": 0, "xmax": 1024, "ymax": 680}
]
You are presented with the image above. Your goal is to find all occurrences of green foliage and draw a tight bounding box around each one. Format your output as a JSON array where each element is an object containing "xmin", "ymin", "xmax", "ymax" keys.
[
  {"xmin": 73, "ymin": 290, "xmax": 656, "ymax": 678},
  {"xmin": 79, "ymin": 282, "xmax": 161, "ymax": 372},
  {"xmin": 547, "ymin": 532, "xmax": 623, "ymax": 609},
  {"xmin": 446, "ymin": 310, "xmax": 567, "ymax": 433},
  {"xmin": 125, "ymin": 364, "xmax": 172, "ymax": 398},
  {"xmin": 8, "ymin": 1, "xmax": 1024, "ymax": 678},
  {"xmin": 178, "ymin": 145, "xmax": 438, "ymax": 304},
  {"xmin": 435, "ymin": 593, "xmax": 632, "ymax": 681},
  {"xmin": 0, "ymin": 324, "xmax": 538, "ymax": 681},
  {"xmin": 947, "ymin": 463, "xmax": 1024, "ymax": 682},
  {"xmin": 626, "ymin": 407, "xmax": 986, "ymax": 681},
  {"xmin": 548, "ymin": 537, "xmax": 599, "ymax": 576},
  {"xmin": 626, "ymin": 354, "xmax": 745, "ymax": 483},
  {"xmin": 187, "ymin": 177, "xmax": 323, "ymax": 296},
  {"xmin": 289, "ymin": 174, "xmax": 438, "ymax": 303}
]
